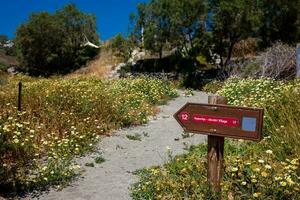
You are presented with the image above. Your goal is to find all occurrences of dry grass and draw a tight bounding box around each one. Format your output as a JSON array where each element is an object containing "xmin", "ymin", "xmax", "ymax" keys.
[
  {"xmin": 0, "ymin": 49, "xmax": 17, "ymax": 66},
  {"xmin": 70, "ymin": 47, "xmax": 123, "ymax": 78}
]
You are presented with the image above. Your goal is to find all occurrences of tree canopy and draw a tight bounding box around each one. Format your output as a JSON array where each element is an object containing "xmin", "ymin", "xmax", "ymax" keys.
[
  {"xmin": 132, "ymin": 0, "xmax": 207, "ymax": 58},
  {"xmin": 109, "ymin": 33, "xmax": 135, "ymax": 61},
  {"xmin": 209, "ymin": 0, "xmax": 262, "ymax": 68},
  {"xmin": 131, "ymin": 0, "xmax": 300, "ymax": 69},
  {"xmin": 259, "ymin": 0, "xmax": 300, "ymax": 46},
  {"xmin": 16, "ymin": 4, "xmax": 99, "ymax": 76}
]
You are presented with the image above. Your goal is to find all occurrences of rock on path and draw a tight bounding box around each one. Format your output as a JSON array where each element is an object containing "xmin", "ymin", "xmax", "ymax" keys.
[{"xmin": 36, "ymin": 91, "xmax": 208, "ymax": 200}]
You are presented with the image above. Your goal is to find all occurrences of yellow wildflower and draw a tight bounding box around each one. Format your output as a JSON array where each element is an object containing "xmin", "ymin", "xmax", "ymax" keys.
[
  {"xmin": 253, "ymin": 193, "xmax": 261, "ymax": 198},
  {"xmin": 286, "ymin": 177, "xmax": 295, "ymax": 185},
  {"xmin": 291, "ymin": 159, "xmax": 299, "ymax": 165},
  {"xmin": 280, "ymin": 181, "xmax": 287, "ymax": 187},
  {"xmin": 261, "ymin": 171, "xmax": 268, "ymax": 177}
]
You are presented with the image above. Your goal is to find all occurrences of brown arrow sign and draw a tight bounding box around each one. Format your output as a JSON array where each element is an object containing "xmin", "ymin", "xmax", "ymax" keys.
[{"xmin": 174, "ymin": 103, "xmax": 264, "ymax": 141}]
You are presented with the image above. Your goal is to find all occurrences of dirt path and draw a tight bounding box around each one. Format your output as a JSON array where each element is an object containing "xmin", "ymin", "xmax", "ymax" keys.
[{"xmin": 37, "ymin": 91, "xmax": 208, "ymax": 200}]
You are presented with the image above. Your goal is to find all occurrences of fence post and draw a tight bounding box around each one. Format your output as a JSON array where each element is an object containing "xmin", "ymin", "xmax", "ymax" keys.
[
  {"xmin": 18, "ymin": 81, "xmax": 22, "ymax": 111},
  {"xmin": 297, "ymin": 44, "xmax": 300, "ymax": 78}
]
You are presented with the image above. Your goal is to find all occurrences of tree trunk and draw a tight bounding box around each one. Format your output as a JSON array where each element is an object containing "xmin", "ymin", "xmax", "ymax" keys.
[{"xmin": 224, "ymin": 41, "xmax": 236, "ymax": 67}]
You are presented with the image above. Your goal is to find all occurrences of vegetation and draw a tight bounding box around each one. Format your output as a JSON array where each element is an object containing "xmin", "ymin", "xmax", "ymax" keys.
[
  {"xmin": 15, "ymin": 4, "xmax": 99, "ymax": 76},
  {"xmin": 131, "ymin": 78, "xmax": 300, "ymax": 199},
  {"xmin": 126, "ymin": 133, "xmax": 142, "ymax": 141},
  {"xmin": 259, "ymin": 0, "xmax": 300, "ymax": 47},
  {"xmin": 130, "ymin": 0, "xmax": 300, "ymax": 72},
  {"xmin": 209, "ymin": 0, "xmax": 262, "ymax": 68},
  {"xmin": 1, "ymin": 0, "xmax": 300, "ymax": 198},
  {"xmin": 94, "ymin": 156, "xmax": 105, "ymax": 164},
  {"xmin": 0, "ymin": 49, "xmax": 18, "ymax": 72},
  {"xmin": 132, "ymin": 0, "xmax": 207, "ymax": 59},
  {"xmin": 0, "ymin": 76, "xmax": 177, "ymax": 195},
  {"xmin": 109, "ymin": 33, "xmax": 135, "ymax": 61}
]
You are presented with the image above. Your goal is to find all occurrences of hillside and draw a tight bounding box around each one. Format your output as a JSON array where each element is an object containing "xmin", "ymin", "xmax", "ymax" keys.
[
  {"xmin": 0, "ymin": 49, "xmax": 17, "ymax": 71},
  {"xmin": 70, "ymin": 46, "xmax": 123, "ymax": 78}
]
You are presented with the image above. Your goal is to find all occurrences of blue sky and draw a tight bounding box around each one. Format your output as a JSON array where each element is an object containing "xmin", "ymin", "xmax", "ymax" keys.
[{"xmin": 0, "ymin": 0, "xmax": 147, "ymax": 40}]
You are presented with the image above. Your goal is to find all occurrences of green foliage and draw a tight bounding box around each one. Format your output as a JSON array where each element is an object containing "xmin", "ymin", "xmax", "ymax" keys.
[
  {"xmin": 110, "ymin": 33, "xmax": 134, "ymax": 61},
  {"xmin": 202, "ymin": 80, "xmax": 223, "ymax": 94},
  {"xmin": 259, "ymin": 0, "xmax": 300, "ymax": 47},
  {"xmin": 184, "ymin": 88, "xmax": 195, "ymax": 96},
  {"xmin": 126, "ymin": 133, "xmax": 142, "ymax": 141},
  {"xmin": 15, "ymin": 4, "xmax": 99, "ymax": 76},
  {"xmin": 94, "ymin": 156, "xmax": 105, "ymax": 164},
  {"xmin": 0, "ymin": 62, "xmax": 7, "ymax": 72},
  {"xmin": 85, "ymin": 162, "xmax": 95, "ymax": 167},
  {"xmin": 0, "ymin": 76, "xmax": 177, "ymax": 194},
  {"xmin": 209, "ymin": 0, "xmax": 262, "ymax": 68},
  {"xmin": 130, "ymin": 0, "xmax": 300, "ymax": 72},
  {"xmin": 132, "ymin": 78, "xmax": 300, "ymax": 199},
  {"xmin": 132, "ymin": 0, "xmax": 207, "ymax": 58},
  {"xmin": 239, "ymin": 62, "xmax": 260, "ymax": 78}
]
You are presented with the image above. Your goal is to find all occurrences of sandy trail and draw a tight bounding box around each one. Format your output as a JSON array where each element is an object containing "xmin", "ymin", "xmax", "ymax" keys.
[{"xmin": 37, "ymin": 91, "xmax": 208, "ymax": 200}]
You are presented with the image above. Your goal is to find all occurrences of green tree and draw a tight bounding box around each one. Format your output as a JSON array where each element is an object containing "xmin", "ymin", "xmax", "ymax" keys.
[
  {"xmin": 209, "ymin": 0, "xmax": 262, "ymax": 68},
  {"xmin": 142, "ymin": 0, "xmax": 173, "ymax": 59},
  {"xmin": 16, "ymin": 4, "xmax": 99, "ymax": 75},
  {"xmin": 132, "ymin": 0, "xmax": 207, "ymax": 59},
  {"xmin": 259, "ymin": 0, "xmax": 300, "ymax": 46},
  {"xmin": 168, "ymin": 0, "xmax": 207, "ymax": 57},
  {"xmin": 110, "ymin": 33, "xmax": 134, "ymax": 61}
]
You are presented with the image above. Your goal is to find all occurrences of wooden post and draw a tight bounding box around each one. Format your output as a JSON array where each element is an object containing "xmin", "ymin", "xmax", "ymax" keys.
[
  {"xmin": 207, "ymin": 95, "xmax": 227, "ymax": 194},
  {"xmin": 297, "ymin": 44, "xmax": 300, "ymax": 78},
  {"xmin": 18, "ymin": 81, "xmax": 22, "ymax": 111}
]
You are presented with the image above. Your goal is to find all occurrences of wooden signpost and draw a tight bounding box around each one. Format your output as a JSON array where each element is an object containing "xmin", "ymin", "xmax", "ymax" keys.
[{"xmin": 174, "ymin": 96, "xmax": 264, "ymax": 193}]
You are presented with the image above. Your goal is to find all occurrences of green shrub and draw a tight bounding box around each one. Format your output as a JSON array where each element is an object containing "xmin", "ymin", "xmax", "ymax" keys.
[{"xmin": 202, "ymin": 80, "xmax": 223, "ymax": 94}]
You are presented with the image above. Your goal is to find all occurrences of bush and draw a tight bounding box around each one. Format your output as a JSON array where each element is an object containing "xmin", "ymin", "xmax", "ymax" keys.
[
  {"xmin": 228, "ymin": 43, "xmax": 297, "ymax": 80},
  {"xmin": 0, "ymin": 76, "xmax": 177, "ymax": 195},
  {"xmin": 256, "ymin": 42, "xmax": 297, "ymax": 80},
  {"xmin": 202, "ymin": 80, "xmax": 223, "ymax": 94}
]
